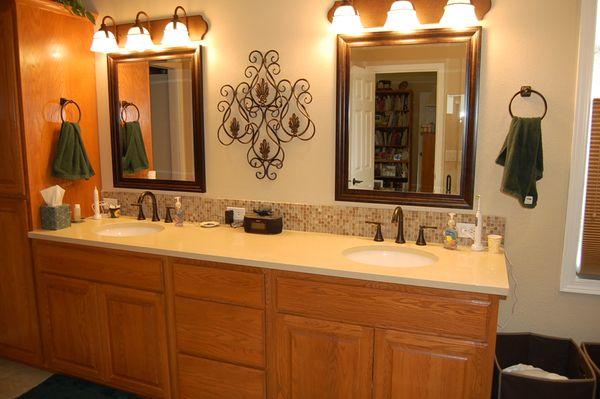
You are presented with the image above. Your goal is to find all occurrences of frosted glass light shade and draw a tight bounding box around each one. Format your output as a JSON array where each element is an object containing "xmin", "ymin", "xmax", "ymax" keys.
[
  {"xmin": 162, "ymin": 21, "xmax": 192, "ymax": 47},
  {"xmin": 440, "ymin": 0, "xmax": 479, "ymax": 28},
  {"xmin": 384, "ymin": 1, "xmax": 421, "ymax": 32},
  {"xmin": 125, "ymin": 26, "xmax": 154, "ymax": 51},
  {"xmin": 90, "ymin": 29, "xmax": 118, "ymax": 53},
  {"xmin": 331, "ymin": 4, "xmax": 363, "ymax": 34}
]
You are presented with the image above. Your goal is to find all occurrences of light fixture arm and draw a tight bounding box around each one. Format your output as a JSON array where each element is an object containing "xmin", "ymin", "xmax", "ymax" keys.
[
  {"xmin": 134, "ymin": 11, "xmax": 151, "ymax": 35},
  {"xmin": 171, "ymin": 6, "xmax": 189, "ymax": 29},
  {"xmin": 100, "ymin": 15, "xmax": 116, "ymax": 38},
  {"xmin": 341, "ymin": 0, "xmax": 359, "ymax": 15}
]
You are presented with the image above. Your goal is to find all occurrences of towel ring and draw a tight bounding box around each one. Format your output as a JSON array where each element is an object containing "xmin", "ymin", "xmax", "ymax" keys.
[
  {"xmin": 509, "ymin": 86, "xmax": 548, "ymax": 120},
  {"xmin": 120, "ymin": 101, "xmax": 140, "ymax": 123},
  {"xmin": 60, "ymin": 98, "xmax": 82, "ymax": 123}
]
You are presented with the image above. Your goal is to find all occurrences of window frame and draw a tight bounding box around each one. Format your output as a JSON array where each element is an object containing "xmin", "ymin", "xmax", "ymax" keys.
[{"xmin": 561, "ymin": 0, "xmax": 600, "ymax": 295}]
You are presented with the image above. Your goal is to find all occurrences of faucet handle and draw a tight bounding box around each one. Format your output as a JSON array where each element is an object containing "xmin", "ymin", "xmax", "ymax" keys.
[
  {"xmin": 366, "ymin": 221, "xmax": 384, "ymax": 242},
  {"xmin": 164, "ymin": 206, "xmax": 175, "ymax": 223},
  {"xmin": 131, "ymin": 203, "xmax": 145, "ymax": 220},
  {"xmin": 416, "ymin": 225, "xmax": 437, "ymax": 246}
]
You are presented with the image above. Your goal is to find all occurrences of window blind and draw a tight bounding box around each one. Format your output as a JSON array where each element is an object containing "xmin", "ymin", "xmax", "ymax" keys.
[{"xmin": 580, "ymin": 98, "xmax": 600, "ymax": 278}]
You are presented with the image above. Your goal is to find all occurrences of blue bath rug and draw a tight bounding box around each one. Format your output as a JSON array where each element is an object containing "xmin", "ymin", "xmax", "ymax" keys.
[{"xmin": 17, "ymin": 374, "xmax": 140, "ymax": 398}]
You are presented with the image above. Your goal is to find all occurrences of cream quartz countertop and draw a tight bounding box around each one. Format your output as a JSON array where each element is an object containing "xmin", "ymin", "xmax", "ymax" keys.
[{"xmin": 28, "ymin": 217, "xmax": 509, "ymax": 296}]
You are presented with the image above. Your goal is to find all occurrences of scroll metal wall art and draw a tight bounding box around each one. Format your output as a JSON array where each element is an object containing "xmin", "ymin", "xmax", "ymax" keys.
[{"xmin": 217, "ymin": 50, "xmax": 315, "ymax": 180}]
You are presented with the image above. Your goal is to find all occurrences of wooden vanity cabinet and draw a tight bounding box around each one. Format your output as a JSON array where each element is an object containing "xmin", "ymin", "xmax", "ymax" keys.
[
  {"xmin": 373, "ymin": 329, "xmax": 487, "ymax": 399},
  {"xmin": 275, "ymin": 314, "xmax": 374, "ymax": 399},
  {"xmin": 37, "ymin": 274, "xmax": 104, "ymax": 380},
  {"xmin": 31, "ymin": 241, "xmax": 501, "ymax": 399},
  {"xmin": 98, "ymin": 285, "xmax": 170, "ymax": 398},
  {"xmin": 169, "ymin": 259, "xmax": 267, "ymax": 399},
  {"xmin": 33, "ymin": 241, "xmax": 171, "ymax": 398},
  {"xmin": 271, "ymin": 272, "xmax": 500, "ymax": 399}
]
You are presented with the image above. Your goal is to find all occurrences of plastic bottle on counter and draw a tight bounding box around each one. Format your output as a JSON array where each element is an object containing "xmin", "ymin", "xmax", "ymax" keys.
[
  {"xmin": 174, "ymin": 197, "xmax": 184, "ymax": 227},
  {"xmin": 444, "ymin": 212, "xmax": 458, "ymax": 250}
]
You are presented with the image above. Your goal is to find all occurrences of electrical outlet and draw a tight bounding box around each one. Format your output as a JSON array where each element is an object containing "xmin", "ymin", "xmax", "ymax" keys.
[
  {"xmin": 226, "ymin": 207, "xmax": 246, "ymax": 222},
  {"xmin": 457, "ymin": 223, "xmax": 475, "ymax": 239}
]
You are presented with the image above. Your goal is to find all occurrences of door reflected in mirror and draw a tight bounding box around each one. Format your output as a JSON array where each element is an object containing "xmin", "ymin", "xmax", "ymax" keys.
[
  {"xmin": 348, "ymin": 42, "xmax": 467, "ymax": 195},
  {"xmin": 118, "ymin": 58, "xmax": 195, "ymax": 181}
]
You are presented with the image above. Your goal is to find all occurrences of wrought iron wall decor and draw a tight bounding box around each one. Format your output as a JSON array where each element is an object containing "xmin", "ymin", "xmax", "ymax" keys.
[{"xmin": 217, "ymin": 50, "xmax": 315, "ymax": 180}]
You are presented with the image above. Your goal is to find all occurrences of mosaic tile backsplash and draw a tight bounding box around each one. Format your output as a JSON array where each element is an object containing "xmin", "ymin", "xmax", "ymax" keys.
[{"xmin": 103, "ymin": 191, "xmax": 506, "ymax": 246}]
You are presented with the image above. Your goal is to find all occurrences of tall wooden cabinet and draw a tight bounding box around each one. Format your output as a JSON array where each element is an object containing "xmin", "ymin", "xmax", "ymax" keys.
[
  {"xmin": 0, "ymin": 0, "xmax": 101, "ymax": 367},
  {"xmin": 0, "ymin": 199, "xmax": 42, "ymax": 365}
]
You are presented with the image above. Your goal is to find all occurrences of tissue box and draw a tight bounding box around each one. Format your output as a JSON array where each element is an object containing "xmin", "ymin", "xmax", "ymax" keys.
[{"xmin": 40, "ymin": 205, "xmax": 71, "ymax": 230}]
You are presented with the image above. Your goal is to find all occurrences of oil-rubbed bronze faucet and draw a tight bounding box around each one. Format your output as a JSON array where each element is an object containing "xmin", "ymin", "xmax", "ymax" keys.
[
  {"xmin": 365, "ymin": 221, "xmax": 384, "ymax": 242},
  {"xmin": 132, "ymin": 191, "xmax": 160, "ymax": 222},
  {"xmin": 391, "ymin": 206, "xmax": 405, "ymax": 244},
  {"xmin": 416, "ymin": 225, "xmax": 437, "ymax": 246}
]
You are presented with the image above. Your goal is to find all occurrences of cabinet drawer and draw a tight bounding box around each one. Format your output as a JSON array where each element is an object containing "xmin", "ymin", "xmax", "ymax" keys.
[
  {"xmin": 275, "ymin": 276, "xmax": 492, "ymax": 342},
  {"xmin": 172, "ymin": 260, "xmax": 264, "ymax": 308},
  {"xmin": 33, "ymin": 241, "xmax": 164, "ymax": 292},
  {"xmin": 175, "ymin": 297, "xmax": 265, "ymax": 368},
  {"xmin": 178, "ymin": 354, "xmax": 265, "ymax": 399}
]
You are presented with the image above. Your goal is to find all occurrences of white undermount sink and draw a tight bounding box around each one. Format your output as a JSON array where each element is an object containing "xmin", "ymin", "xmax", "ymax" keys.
[
  {"xmin": 343, "ymin": 246, "xmax": 438, "ymax": 268},
  {"xmin": 94, "ymin": 223, "xmax": 165, "ymax": 238}
]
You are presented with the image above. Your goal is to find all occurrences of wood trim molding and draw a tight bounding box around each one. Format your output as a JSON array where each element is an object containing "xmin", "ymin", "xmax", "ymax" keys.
[
  {"xmin": 15, "ymin": 0, "xmax": 96, "ymax": 21},
  {"xmin": 115, "ymin": 14, "xmax": 208, "ymax": 46},
  {"xmin": 560, "ymin": 0, "xmax": 600, "ymax": 295},
  {"xmin": 327, "ymin": 0, "xmax": 492, "ymax": 26}
]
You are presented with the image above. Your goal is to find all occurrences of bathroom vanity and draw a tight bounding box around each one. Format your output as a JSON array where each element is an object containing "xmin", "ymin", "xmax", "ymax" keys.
[{"xmin": 29, "ymin": 218, "xmax": 508, "ymax": 399}]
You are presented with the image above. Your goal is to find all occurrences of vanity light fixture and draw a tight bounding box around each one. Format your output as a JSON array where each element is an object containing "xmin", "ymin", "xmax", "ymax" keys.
[
  {"xmin": 331, "ymin": 0, "xmax": 363, "ymax": 35},
  {"xmin": 90, "ymin": 16, "xmax": 118, "ymax": 53},
  {"xmin": 125, "ymin": 11, "xmax": 154, "ymax": 52},
  {"xmin": 162, "ymin": 6, "xmax": 192, "ymax": 47},
  {"xmin": 384, "ymin": 1, "xmax": 421, "ymax": 32},
  {"xmin": 439, "ymin": 0, "xmax": 479, "ymax": 29}
]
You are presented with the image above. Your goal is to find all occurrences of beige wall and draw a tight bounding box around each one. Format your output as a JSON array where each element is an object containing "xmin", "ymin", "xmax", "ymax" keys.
[{"xmin": 89, "ymin": 0, "xmax": 600, "ymax": 342}]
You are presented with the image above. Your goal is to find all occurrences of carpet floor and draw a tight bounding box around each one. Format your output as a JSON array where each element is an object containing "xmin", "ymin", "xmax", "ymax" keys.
[{"xmin": 17, "ymin": 375, "xmax": 140, "ymax": 399}]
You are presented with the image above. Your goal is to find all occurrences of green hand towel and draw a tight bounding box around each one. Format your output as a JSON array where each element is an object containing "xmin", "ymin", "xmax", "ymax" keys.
[
  {"xmin": 495, "ymin": 117, "xmax": 544, "ymax": 208},
  {"xmin": 120, "ymin": 121, "xmax": 149, "ymax": 174},
  {"xmin": 52, "ymin": 122, "xmax": 95, "ymax": 180}
]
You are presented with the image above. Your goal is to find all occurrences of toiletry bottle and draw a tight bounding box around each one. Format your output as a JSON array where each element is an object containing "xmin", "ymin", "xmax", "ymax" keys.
[
  {"xmin": 444, "ymin": 213, "xmax": 458, "ymax": 250},
  {"xmin": 174, "ymin": 197, "xmax": 184, "ymax": 227},
  {"xmin": 73, "ymin": 204, "xmax": 81, "ymax": 222}
]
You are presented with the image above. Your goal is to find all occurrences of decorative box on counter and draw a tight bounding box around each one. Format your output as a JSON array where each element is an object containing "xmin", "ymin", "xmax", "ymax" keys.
[{"xmin": 41, "ymin": 204, "xmax": 71, "ymax": 230}]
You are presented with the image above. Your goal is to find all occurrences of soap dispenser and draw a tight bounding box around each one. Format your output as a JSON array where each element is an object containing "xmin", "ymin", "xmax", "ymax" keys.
[
  {"xmin": 174, "ymin": 197, "xmax": 184, "ymax": 227},
  {"xmin": 444, "ymin": 213, "xmax": 458, "ymax": 250}
]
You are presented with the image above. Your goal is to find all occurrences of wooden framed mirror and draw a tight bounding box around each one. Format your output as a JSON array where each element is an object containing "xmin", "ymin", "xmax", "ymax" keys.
[
  {"xmin": 335, "ymin": 27, "xmax": 481, "ymax": 209},
  {"xmin": 107, "ymin": 47, "xmax": 206, "ymax": 192}
]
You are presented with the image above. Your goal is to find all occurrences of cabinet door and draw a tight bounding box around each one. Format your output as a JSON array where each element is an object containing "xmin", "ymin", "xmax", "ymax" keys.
[
  {"xmin": 0, "ymin": 198, "xmax": 41, "ymax": 364},
  {"xmin": 0, "ymin": 2, "xmax": 26, "ymax": 197},
  {"xmin": 374, "ymin": 329, "xmax": 489, "ymax": 399},
  {"xmin": 275, "ymin": 314, "xmax": 373, "ymax": 399},
  {"xmin": 98, "ymin": 285, "xmax": 170, "ymax": 398},
  {"xmin": 38, "ymin": 274, "xmax": 104, "ymax": 380}
]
